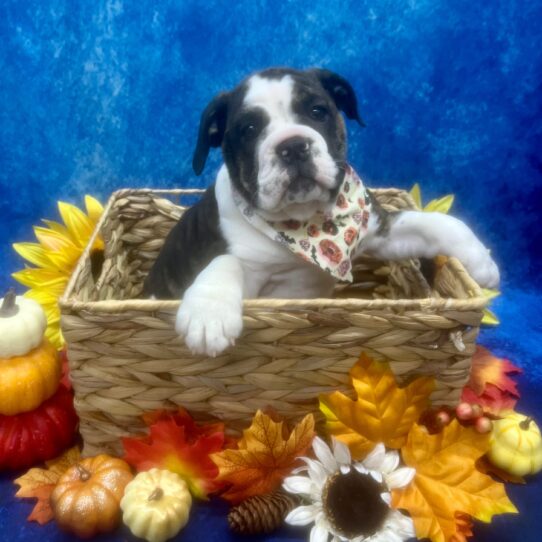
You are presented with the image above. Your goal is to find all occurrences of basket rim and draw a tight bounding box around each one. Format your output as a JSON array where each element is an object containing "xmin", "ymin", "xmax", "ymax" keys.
[{"xmin": 60, "ymin": 187, "xmax": 488, "ymax": 313}]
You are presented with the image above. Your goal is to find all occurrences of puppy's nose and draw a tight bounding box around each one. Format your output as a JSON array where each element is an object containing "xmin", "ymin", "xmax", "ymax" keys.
[{"xmin": 276, "ymin": 136, "xmax": 311, "ymax": 165}]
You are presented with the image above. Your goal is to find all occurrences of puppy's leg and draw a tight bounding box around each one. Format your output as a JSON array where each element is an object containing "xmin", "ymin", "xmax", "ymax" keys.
[
  {"xmin": 360, "ymin": 210, "xmax": 500, "ymax": 288},
  {"xmin": 175, "ymin": 254, "xmax": 244, "ymax": 356}
]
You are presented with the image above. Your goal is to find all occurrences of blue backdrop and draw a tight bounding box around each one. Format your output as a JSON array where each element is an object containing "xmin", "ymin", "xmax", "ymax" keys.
[
  {"xmin": 1, "ymin": 0, "xmax": 541, "ymax": 290},
  {"xmin": 1, "ymin": 1, "xmax": 541, "ymax": 541}
]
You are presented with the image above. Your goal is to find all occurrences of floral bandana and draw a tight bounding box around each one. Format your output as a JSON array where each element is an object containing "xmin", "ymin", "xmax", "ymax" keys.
[{"xmin": 232, "ymin": 165, "xmax": 371, "ymax": 281}]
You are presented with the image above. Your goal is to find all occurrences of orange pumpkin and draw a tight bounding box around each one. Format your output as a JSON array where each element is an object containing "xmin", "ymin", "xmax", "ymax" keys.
[
  {"xmin": 51, "ymin": 454, "xmax": 134, "ymax": 538},
  {"xmin": 0, "ymin": 289, "xmax": 61, "ymax": 415},
  {"xmin": 0, "ymin": 339, "xmax": 60, "ymax": 415}
]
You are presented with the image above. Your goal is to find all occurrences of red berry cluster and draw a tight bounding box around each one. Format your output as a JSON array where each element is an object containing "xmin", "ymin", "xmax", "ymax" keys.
[
  {"xmin": 419, "ymin": 403, "xmax": 493, "ymax": 434},
  {"xmin": 456, "ymin": 402, "xmax": 493, "ymax": 433}
]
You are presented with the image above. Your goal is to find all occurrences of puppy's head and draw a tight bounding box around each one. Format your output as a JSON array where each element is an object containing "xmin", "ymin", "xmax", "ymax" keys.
[{"xmin": 192, "ymin": 68, "xmax": 363, "ymax": 220}]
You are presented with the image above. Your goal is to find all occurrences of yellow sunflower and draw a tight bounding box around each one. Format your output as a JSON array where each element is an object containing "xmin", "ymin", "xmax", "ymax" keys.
[
  {"xmin": 410, "ymin": 183, "xmax": 500, "ymax": 325},
  {"xmin": 12, "ymin": 196, "xmax": 104, "ymax": 349}
]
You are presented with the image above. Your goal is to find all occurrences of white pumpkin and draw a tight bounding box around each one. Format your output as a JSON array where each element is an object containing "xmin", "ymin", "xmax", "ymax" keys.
[
  {"xmin": 121, "ymin": 468, "xmax": 192, "ymax": 542},
  {"xmin": 0, "ymin": 289, "xmax": 47, "ymax": 358}
]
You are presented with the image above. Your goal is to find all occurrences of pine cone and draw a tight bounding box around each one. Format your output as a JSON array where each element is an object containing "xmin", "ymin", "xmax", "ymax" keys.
[{"xmin": 228, "ymin": 491, "xmax": 299, "ymax": 535}]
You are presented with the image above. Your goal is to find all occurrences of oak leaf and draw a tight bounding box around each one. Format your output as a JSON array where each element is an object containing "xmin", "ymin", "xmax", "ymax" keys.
[
  {"xmin": 14, "ymin": 446, "xmax": 81, "ymax": 524},
  {"xmin": 210, "ymin": 410, "xmax": 315, "ymax": 503},
  {"xmin": 319, "ymin": 353, "xmax": 434, "ymax": 459},
  {"xmin": 392, "ymin": 420, "xmax": 517, "ymax": 542},
  {"xmin": 122, "ymin": 410, "xmax": 226, "ymax": 499}
]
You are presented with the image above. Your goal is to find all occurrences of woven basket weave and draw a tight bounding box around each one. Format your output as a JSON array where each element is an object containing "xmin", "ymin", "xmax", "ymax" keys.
[{"xmin": 60, "ymin": 188, "xmax": 487, "ymax": 456}]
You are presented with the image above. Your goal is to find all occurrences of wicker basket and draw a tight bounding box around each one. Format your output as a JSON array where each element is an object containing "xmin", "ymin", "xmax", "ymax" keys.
[{"xmin": 59, "ymin": 187, "xmax": 487, "ymax": 456}]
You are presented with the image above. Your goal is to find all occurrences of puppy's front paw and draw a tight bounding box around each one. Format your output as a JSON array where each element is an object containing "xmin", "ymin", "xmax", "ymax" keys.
[
  {"xmin": 428, "ymin": 214, "xmax": 500, "ymax": 289},
  {"xmin": 175, "ymin": 285, "xmax": 243, "ymax": 357},
  {"xmin": 458, "ymin": 247, "xmax": 500, "ymax": 289}
]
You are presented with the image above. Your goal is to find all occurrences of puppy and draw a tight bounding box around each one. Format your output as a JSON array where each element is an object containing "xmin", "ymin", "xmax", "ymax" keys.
[{"xmin": 144, "ymin": 67, "xmax": 499, "ymax": 356}]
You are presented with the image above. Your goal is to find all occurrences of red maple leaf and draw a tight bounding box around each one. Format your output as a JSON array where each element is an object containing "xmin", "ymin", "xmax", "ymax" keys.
[
  {"xmin": 461, "ymin": 384, "xmax": 518, "ymax": 415},
  {"xmin": 122, "ymin": 411, "xmax": 227, "ymax": 499},
  {"xmin": 468, "ymin": 346, "xmax": 522, "ymax": 397}
]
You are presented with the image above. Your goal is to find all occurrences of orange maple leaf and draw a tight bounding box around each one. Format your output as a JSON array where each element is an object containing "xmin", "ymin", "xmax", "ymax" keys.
[
  {"xmin": 468, "ymin": 346, "xmax": 522, "ymax": 397},
  {"xmin": 319, "ymin": 353, "xmax": 434, "ymax": 459},
  {"xmin": 392, "ymin": 420, "xmax": 517, "ymax": 542},
  {"xmin": 210, "ymin": 411, "xmax": 315, "ymax": 503},
  {"xmin": 449, "ymin": 513, "xmax": 474, "ymax": 542},
  {"xmin": 14, "ymin": 446, "xmax": 81, "ymax": 524}
]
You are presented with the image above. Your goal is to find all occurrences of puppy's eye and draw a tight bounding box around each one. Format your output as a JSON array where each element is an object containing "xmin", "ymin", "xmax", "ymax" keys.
[
  {"xmin": 310, "ymin": 105, "xmax": 329, "ymax": 121},
  {"xmin": 241, "ymin": 123, "xmax": 257, "ymax": 139}
]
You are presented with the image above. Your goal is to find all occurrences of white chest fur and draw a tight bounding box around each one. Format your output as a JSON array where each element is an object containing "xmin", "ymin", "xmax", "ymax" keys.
[{"xmin": 214, "ymin": 165, "xmax": 336, "ymax": 299}]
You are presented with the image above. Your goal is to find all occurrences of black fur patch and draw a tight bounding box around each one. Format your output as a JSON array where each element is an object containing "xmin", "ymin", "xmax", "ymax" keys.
[
  {"xmin": 143, "ymin": 186, "xmax": 227, "ymax": 298},
  {"xmin": 217, "ymin": 68, "xmax": 361, "ymax": 208}
]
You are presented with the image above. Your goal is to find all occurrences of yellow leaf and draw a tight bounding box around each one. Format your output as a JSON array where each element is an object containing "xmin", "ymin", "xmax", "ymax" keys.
[
  {"xmin": 482, "ymin": 288, "xmax": 500, "ymax": 301},
  {"xmin": 14, "ymin": 447, "xmax": 81, "ymax": 524},
  {"xmin": 482, "ymin": 308, "xmax": 500, "ymax": 326},
  {"xmin": 410, "ymin": 183, "xmax": 422, "ymax": 209},
  {"xmin": 424, "ymin": 194, "xmax": 455, "ymax": 213},
  {"xmin": 392, "ymin": 421, "xmax": 517, "ymax": 542},
  {"xmin": 319, "ymin": 354, "xmax": 434, "ymax": 459},
  {"xmin": 211, "ymin": 411, "xmax": 315, "ymax": 503}
]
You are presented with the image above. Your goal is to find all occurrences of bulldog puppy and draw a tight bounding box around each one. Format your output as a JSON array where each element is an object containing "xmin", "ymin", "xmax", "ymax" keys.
[{"xmin": 143, "ymin": 67, "xmax": 499, "ymax": 356}]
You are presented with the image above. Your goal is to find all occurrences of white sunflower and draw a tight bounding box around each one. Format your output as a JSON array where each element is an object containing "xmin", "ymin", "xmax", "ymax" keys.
[{"xmin": 283, "ymin": 437, "xmax": 416, "ymax": 542}]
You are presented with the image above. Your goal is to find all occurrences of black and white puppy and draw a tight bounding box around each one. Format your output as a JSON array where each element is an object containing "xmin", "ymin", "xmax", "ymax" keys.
[{"xmin": 144, "ymin": 67, "xmax": 499, "ymax": 356}]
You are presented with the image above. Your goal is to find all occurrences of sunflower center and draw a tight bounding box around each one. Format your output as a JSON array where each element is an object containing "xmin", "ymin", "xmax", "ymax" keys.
[{"xmin": 322, "ymin": 468, "xmax": 389, "ymax": 539}]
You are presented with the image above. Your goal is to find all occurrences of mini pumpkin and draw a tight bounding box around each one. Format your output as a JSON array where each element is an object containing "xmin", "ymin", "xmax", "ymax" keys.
[
  {"xmin": 0, "ymin": 289, "xmax": 61, "ymax": 416},
  {"xmin": 121, "ymin": 468, "xmax": 192, "ymax": 542},
  {"xmin": 0, "ymin": 337, "xmax": 60, "ymax": 415},
  {"xmin": 0, "ymin": 288, "xmax": 46, "ymax": 357},
  {"xmin": 488, "ymin": 411, "xmax": 542, "ymax": 477},
  {"xmin": 0, "ymin": 384, "xmax": 78, "ymax": 470},
  {"xmin": 51, "ymin": 454, "xmax": 134, "ymax": 538}
]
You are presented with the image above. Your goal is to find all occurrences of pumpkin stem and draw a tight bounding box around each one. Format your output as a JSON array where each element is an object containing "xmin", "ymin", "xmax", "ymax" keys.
[
  {"xmin": 148, "ymin": 487, "xmax": 164, "ymax": 501},
  {"xmin": 0, "ymin": 288, "xmax": 19, "ymax": 318},
  {"xmin": 76, "ymin": 464, "xmax": 92, "ymax": 482},
  {"xmin": 519, "ymin": 417, "xmax": 533, "ymax": 430}
]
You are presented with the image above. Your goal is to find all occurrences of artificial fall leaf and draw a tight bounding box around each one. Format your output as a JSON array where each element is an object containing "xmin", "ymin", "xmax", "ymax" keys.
[
  {"xmin": 210, "ymin": 411, "xmax": 315, "ymax": 504},
  {"xmin": 468, "ymin": 346, "xmax": 522, "ymax": 397},
  {"xmin": 424, "ymin": 194, "xmax": 455, "ymax": 213},
  {"xmin": 141, "ymin": 408, "xmax": 232, "ymax": 444},
  {"xmin": 14, "ymin": 446, "xmax": 81, "ymax": 524},
  {"xmin": 409, "ymin": 183, "xmax": 454, "ymax": 213},
  {"xmin": 481, "ymin": 308, "xmax": 500, "ymax": 326},
  {"xmin": 461, "ymin": 384, "xmax": 518, "ymax": 416},
  {"xmin": 122, "ymin": 411, "xmax": 226, "ymax": 499},
  {"xmin": 392, "ymin": 420, "xmax": 517, "ymax": 542},
  {"xmin": 319, "ymin": 353, "xmax": 434, "ymax": 459},
  {"xmin": 449, "ymin": 513, "xmax": 474, "ymax": 542}
]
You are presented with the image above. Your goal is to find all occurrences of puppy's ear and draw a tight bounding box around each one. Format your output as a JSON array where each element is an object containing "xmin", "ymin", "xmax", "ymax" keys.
[
  {"xmin": 192, "ymin": 92, "xmax": 229, "ymax": 175},
  {"xmin": 309, "ymin": 68, "xmax": 364, "ymax": 126}
]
